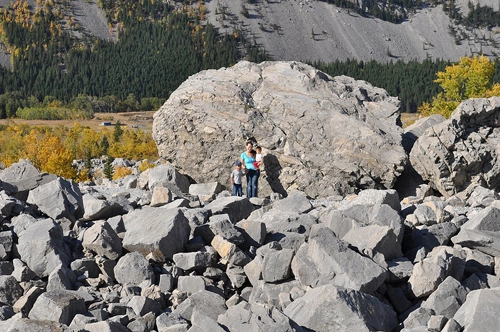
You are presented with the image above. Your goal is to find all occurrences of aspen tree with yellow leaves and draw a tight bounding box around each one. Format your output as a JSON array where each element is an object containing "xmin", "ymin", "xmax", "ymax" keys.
[{"xmin": 419, "ymin": 55, "xmax": 500, "ymax": 118}]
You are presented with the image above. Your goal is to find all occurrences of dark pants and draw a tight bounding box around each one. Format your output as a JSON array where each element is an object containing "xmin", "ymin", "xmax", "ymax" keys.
[
  {"xmin": 233, "ymin": 183, "xmax": 242, "ymax": 196},
  {"xmin": 246, "ymin": 169, "xmax": 259, "ymax": 198}
]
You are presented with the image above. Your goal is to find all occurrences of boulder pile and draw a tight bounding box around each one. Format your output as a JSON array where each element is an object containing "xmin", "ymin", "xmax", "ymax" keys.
[{"xmin": 0, "ymin": 152, "xmax": 500, "ymax": 331}]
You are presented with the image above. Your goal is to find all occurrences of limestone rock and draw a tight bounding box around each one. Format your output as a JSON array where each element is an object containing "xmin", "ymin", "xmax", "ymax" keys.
[
  {"xmin": 291, "ymin": 225, "xmax": 386, "ymax": 293},
  {"xmin": 410, "ymin": 97, "xmax": 500, "ymax": 197},
  {"xmin": 16, "ymin": 218, "xmax": 71, "ymax": 278},
  {"xmin": 171, "ymin": 290, "xmax": 227, "ymax": 322},
  {"xmin": 28, "ymin": 290, "xmax": 87, "ymax": 325},
  {"xmin": 81, "ymin": 193, "xmax": 125, "ymax": 221},
  {"xmin": 152, "ymin": 61, "xmax": 406, "ymax": 197},
  {"xmin": 82, "ymin": 221, "xmax": 122, "ymax": 260},
  {"xmin": 402, "ymin": 114, "xmax": 446, "ymax": 153},
  {"xmin": 147, "ymin": 163, "xmax": 190, "ymax": 193},
  {"xmin": 421, "ymin": 276, "xmax": 467, "ymax": 319},
  {"xmin": 453, "ymin": 287, "xmax": 500, "ymax": 331},
  {"xmin": 27, "ymin": 177, "xmax": 83, "ymax": 221},
  {"xmin": 113, "ymin": 252, "xmax": 154, "ymax": 286},
  {"xmin": 0, "ymin": 275, "xmax": 23, "ymax": 305},
  {"xmin": 204, "ymin": 196, "xmax": 254, "ymax": 223},
  {"xmin": 122, "ymin": 207, "xmax": 190, "ymax": 261},
  {"xmin": 283, "ymin": 284, "xmax": 398, "ymax": 332}
]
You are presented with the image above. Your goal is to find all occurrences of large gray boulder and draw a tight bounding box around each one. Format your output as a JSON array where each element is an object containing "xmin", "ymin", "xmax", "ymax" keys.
[
  {"xmin": 291, "ymin": 225, "xmax": 386, "ymax": 293},
  {"xmin": 82, "ymin": 221, "xmax": 122, "ymax": 260},
  {"xmin": 27, "ymin": 177, "xmax": 83, "ymax": 221},
  {"xmin": 453, "ymin": 287, "xmax": 500, "ymax": 331},
  {"xmin": 16, "ymin": 218, "xmax": 71, "ymax": 278},
  {"xmin": 410, "ymin": 97, "xmax": 500, "ymax": 198},
  {"xmin": 147, "ymin": 163, "xmax": 190, "ymax": 193},
  {"xmin": 283, "ymin": 284, "xmax": 398, "ymax": 332},
  {"xmin": 113, "ymin": 251, "xmax": 154, "ymax": 286},
  {"xmin": 152, "ymin": 61, "xmax": 406, "ymax": 197},
  {"xmin": 28, "ymin": 290, "xmax": 87, "ymax": 325},
  {"xmin": 122, "ymin": 207, "xmax": 190, "ymax": 261}
]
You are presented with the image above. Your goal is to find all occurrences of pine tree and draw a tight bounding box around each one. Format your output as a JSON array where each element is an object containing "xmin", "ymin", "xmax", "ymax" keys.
[{"xmin": 103, "ymin": 156, "xmax": 114, "ymax": 180}]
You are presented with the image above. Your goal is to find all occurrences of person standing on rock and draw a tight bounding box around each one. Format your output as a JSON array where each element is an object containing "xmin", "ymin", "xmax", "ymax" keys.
[
  {"xmin": 241, "ymin": 141, "xmax": 259, "ymax": 198},
  {"xmin": 231, "ymin": 161, "xmax": 243, "ymax": 197}
]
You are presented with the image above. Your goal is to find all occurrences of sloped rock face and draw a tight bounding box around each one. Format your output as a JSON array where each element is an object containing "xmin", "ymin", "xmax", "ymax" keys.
[
  {"xmin": 153, "ymin": 61, "xmax": 406, "ymax": 197},
  {"xmin": 410, "ymin": 97, "xmax": 500, "ymax": 198}
]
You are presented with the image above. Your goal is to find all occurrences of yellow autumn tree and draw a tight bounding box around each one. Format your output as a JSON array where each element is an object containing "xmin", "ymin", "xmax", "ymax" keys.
[{"xmin": 419, "ymin": 55, "xmax": 500, "ymax": 118}]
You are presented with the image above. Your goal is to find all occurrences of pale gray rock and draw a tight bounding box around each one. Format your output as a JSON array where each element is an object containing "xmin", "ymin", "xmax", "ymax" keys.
[
  {"xmin": 81, "ymin": 193, "xmax": 124, "ymax": 221},
  {"xmin": 5, "ymin": 318, "xmax": 67, "ymax": 332},
  {"xmin": 189, "ymin": 310, "xmax": 226, "ymax": 332},
  {"xmin": 408, "ymin": 246, "xmax": 466, "ymax": 298},
  {"xmin": 284, "ymin": 284, "xmax": 398, "ymax": 332},
  {"xmin": 218, "ymin": 301, "xmax": 303, "ymax": 332},
  {"xmin": 408, "ymin": 199, "xmax": 452, "ymax": 226},
  {"xmin": 341, "ymin": 189, "xmax": 401, "ymax": 212},
  {"xmin": 150, "ymin": 186, "xmax": 172, "ymax": 207},
  {"xmin": 122, "ymin": 207, "xmax": 190, "ymax": 261},
  {"xmin": 466, "ymin": 186, "xmax": 498, "ymax": 208},
  {"xmin": 148, "ymin": 164, "xmax": 190, "ymax": 193},
  {"xmin": 291, "ymin": 225, "xmax": 386, "ymax": 293},
  {"xmin": 421, "ymin": 276, "xmax": 467, "ymax": 319},
  {"xmin": 46, "ymin": 264, "xmax": 76, "ymax": 291},
  {"xmin": 71, "ymin": 258, "xmax": 101, "ymax": 279},
  {"xmin": 0, "ymin": 191, "xmax": 16, "ymax": 222},
  {"xmin": 208, "ymin": 215, "xmax": 244, "ymax": 245},
  {"xmin": 127, "ymin": 295, "xmax": 161, "ymax": 316},
  {"xmin": 82, "ymin": 221, "xmax": 122, "ymax": 260},
  {"xmin": 451, "ymin": 229, "xmax": 500, "ymax": 257},
  {"xmin": 410, "ymin": 97, "xmax": 500, "ymax": 197},
  {"xmin": 342, "ymin": 224, "xmax": 403, "ymax": 260},
  {"xmin": 386, "ymin": 257, "xmax": 414, "ymax": 283},
  {"xmin": 152, "ymin": 61, "xmax": 406, "ymax": 198},
  {"xmin": 403, "ymin": 307, "xmax": 435, "ymax": 330},
  {"xmin": 249, "ymin": 279, "xmax": 304, "ymax": 307},
  {"xmin": 427, "ymin": 315, "xmax": 448, "ymax": 332},
  {"xmin": 272, "ymin": 190, "xmax": 313, "ymax": 214},
  {"xmin": 226, "ymin": 264, "xmax": 247, "ymax": 288},
  {"xmin": 463, "ymin": 247, "xmax": 494, "ymax": 275},
  {"xmin": 189, "ymin": 182, "xmax": 224, "ymax": 197},
  {"xmin": 177, "ymin": 276, "xmax": 205, "ymax": 296},
  {"xmin": 0, "ymin": 159, "xmax": 57, "ymax": 200},
  {"xmin": 460, "ymin": 206, "xmax": 500, "ymax": 231},
  {"xmin": 156, "ymin": 312, "xmax": 189, "ymax": 332},
  {"xmin": 84, "ymin": 321, "xmax": 130, "ymax": 332},
  {"xmin": 172, "ymin": 290, "xmax": 226, "ymax": 322},
  {"xmin": 211, "ymin": 235, "xmax": 251, "ymax": 266},
  {"xmin": 403, "ymin": 114, "xmax": 446, "ymax": 153},
  {"xmin": 172, "ymin": 252, "xmax": 213, "ymax": 271},
  {"xmin": 16, "ymin": 218, "xmax": 71, "ymax": 278},
  {"xmin": 441, "ymin": 318, "xmax": 462, "ymax": 332},
  {"xmin": 204, "ymin": 196, "xmax": 254, "ymax": 224},
  {"xmin": 235, "ymin": 219, "xmax": 266, "ymax": 249},
  {"xmin": 453, "ymin": 287, "xmax": 500, "ymax": 332},
  {"xmin": 0, "ymin": 275, "xmax": 23, "ymax": 305},
  {"xmin": 113, "ymin": 252, "xmax": 154, "ymax": 286},
  {"xmin": 28, "ymin": 290, "xmax": 87, "ymax": 325},
  {"xmin": 10, "ymin": 213, "xmax": 38, "ymax": 237},
  {"xmin": 11, "ymin": 258, "xmax": 36, "ymax": 282},
  {"xmin": 27, "ymin": 177, "xmax": 83, "ymax": 221}
]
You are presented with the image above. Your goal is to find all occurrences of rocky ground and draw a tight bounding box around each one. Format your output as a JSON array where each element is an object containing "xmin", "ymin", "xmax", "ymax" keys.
[{"xmin": 0, "ymin": 60, "xmax": 500, "ymax": 330}]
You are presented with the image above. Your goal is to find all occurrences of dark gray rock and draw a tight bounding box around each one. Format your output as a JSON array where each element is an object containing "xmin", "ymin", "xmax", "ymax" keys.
[
  {"xmin": 128, "ymin": 295, "xmax": 161, "ymax": 316},
  {"xmin": 421, "ymin": 276, "xmax": 467, "ymax": 319},
  {"xmin": 204, "ymin": 196, "xmax": 254, "ymax": 223},
  {"xmin": 47, "ymin": 264, "xmax": 76, "ymax": 291},
  {"xmin": 12, "ymin": 286, "xmax": 44, "ymax": 316},
  {"xmin": 235, "ymin": 219, "xmax": 266, "ymax": 249},
  {"xmin": 262, "ymin": 247, "xmax": 294, "ymax": 283},
  {"xmin": 122, "ymin": 207, "xmax": 190, "ymax": 261},
  {"xmin": 284, "ymin": 284, "xmax": 398, "ymax": 332},
  {"xmin": 403, "ymin": 114, "xmax": 446, "ymax": 153},
  {"xmin": 208, "ymin": 214, "xmax": 244, "ymax": 245},
  {"xmin": 0, "ymin": 275, "xmax": 23, "ymax": 305}
]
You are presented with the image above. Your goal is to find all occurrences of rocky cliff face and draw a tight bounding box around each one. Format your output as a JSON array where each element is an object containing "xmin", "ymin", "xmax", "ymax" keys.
[{"xmin": 152, "ymin": 61, "xmax": 407, "ymax": 198}]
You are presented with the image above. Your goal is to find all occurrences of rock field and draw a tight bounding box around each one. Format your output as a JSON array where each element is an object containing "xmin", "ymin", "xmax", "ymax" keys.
[{"xmin": 1, "ymin": 62, "xmax": 500, "ymax": 331}]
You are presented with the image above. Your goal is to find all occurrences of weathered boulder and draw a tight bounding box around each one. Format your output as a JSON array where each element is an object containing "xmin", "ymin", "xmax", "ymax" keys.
[
  {"xmin": 451, "ymin": 229, "xmax": 500, "ymax": 257},
  {"xmin": 204, "ymin": 196, "xmax": 254, "ymax": 223},
  {"xmin": 453, "ymin": 287, "xmax": 500, "ymax": 331},
  {"xmin": 283, "ymin": 284, "xmax": 398, "ymax": 332},
  {"xmin": 171, "ymin": 290, "xmax": 227, "ymax": 322},
  {"xmin": 5, "ymin": 318, "xmax": 67, "ymax": 332},
  {"xmin": 28, "ymin": 290, "xmax": 87, "ymax": 325},
  {"xmin": 0, "ymin": 275, "xmax": 23, "ymax": 305},
  {"xmin": 26, "ymin": 177, "xmax": 83, "ymax": 221},
  {"xmin": 122, "ymin": 207, "xmax": 190, "ymax": 261},
  {"xmin": 402, "ymin": 114, "xmax": 446, "ymax": 153},
  {"xmin": 421, "ymin": 276, "xmax": 467, "ymax": 319},
  {"xmin": 410, "ymin": 97, "xmax": 500, "ymax": 197},
  {"xmin": 0, "ymin": 159, "xmax": 57, "ymax": 200},
  {"xmin": 147, "ymin": 163, "xmax": 190, "ymax": 193},
  {"xmin": 82, "ymin": 221, "xmax": 122, "ymax": 260},
  {"xmin": 408, "ymin": 246, "xmax": 466, "ymax": 298},
  {"xmin": 219, "ymin": 301, "xmax": 303, "ymax": 332},
  {"xmin": 113, "ymin": 252, "xmax": 154, "ymax": 286},
  {"xmin": 152, "ymin": 61, "xmax": 406, "ymax": 197},
  {"xmin": 81, "ymin": 193, "xmax": 125, "ymax": 221},
  {"xmin": 16, "ymin": 218, "xmax": 71, "ymax": 278},
  {"xmin": 291, "ymin": 225, "xmax": 386, "ymax": 293}
]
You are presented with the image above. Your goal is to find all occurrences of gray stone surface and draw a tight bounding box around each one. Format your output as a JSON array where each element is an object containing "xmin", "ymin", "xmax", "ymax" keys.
[
  {"xmin": 284, "ymin": 284, "xmax": 398, "ymax": 332},
  {"xmin": 147, "ymin": 163, "xmax": 190, "ymax": 193},
  {"xmin": 16, "ymin": 218, "xmax": 71, "ymax": 278},
  {"xmin": 81, "ymin": 193, "xmax": 125, "ymax": 221},
  {"xmin": 82, "ymin": 221, "xmax": 122, "ymax": 260},
  {"xmin": 272, "ymin": 190, "xmax": 313, "ymax": 214},
  {"xmin": 27, "ymin": 177, "xmax": 83, "ymax": 221},
  {"xmin": 5, "ymin": 318, "xmax": 67, "ymax": 332},
  {"xmin": 408, "ymin": 246, "xmax": 466, "ymax": 298},
  {"xmin": 172, "ymin": 252, "xmax": 213, "ymax": 271},
  {"xmin": 204, "ymin": 196, "xmax": 254, "ymax": 224},
  {"xmin": 189, "ymin": 182, "xmax": 224, "ymax": 197},
  {"xmin": 0, "ymin": 275, "xmax": 23, "ymax": 305},
  {"xmin": 152, "ymin": 61, "xmax": 406, "ymax": 198},
  {"xmin": 113, "ymin": 252, "xmax": 154, "ymax": 286},
  {"xmin": 219, "ymin": 301, "xmax": 303, "ymax": 332},
  {"xmin": 452, "ymin": 229, "xmax": 500, "ymax": 257},
  {"xmin": 410, "ymin": 97, "xmax": 500, "ymax": 197},
  {"xmin": 403, "ymin": 114, "xmax": 446, "ymax": 153},
  {"xmin": 172, "ymin": 290, "xmax": 227, "ymax": 322},
  {"xmin": 122, "ymin": 207, "xmax": 190, "ymax": 261},
  {"xmin": 421, "ymin": 276, "xmax": 467, "ymax": 319},
  {"xmin": 291, "ymin": 225, "xmax": 386, "ymax": 293},
  {"xmin": 453, "ymin": 287, "xmax": 500, "ymax": 332},
  {"xmin": 28, "ymin": 290, "xmax": 87, "ymax": 325}
]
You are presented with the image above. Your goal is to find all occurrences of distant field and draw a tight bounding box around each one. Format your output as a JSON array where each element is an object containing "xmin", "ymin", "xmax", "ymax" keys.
[{"xmin": 0, "ymin": 112, "xmax": 155, "ymax": 131}]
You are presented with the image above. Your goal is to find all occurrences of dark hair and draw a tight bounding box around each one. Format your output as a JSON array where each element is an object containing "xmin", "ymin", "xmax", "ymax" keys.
[{"xmin": 246, "ymin": 141, "xmax": 254, "ymax": 147}]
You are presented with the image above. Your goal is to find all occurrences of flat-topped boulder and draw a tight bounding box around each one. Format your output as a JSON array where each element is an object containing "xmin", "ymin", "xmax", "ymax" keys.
[{"xmin": 153, "ymin": 61, "xmax": 406, "ymax": 197}]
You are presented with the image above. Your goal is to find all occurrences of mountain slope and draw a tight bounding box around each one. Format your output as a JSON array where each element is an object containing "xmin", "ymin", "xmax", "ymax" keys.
[{"xmin": 205, "ymin": 0, "xmax": 500, "ymax": 63}]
